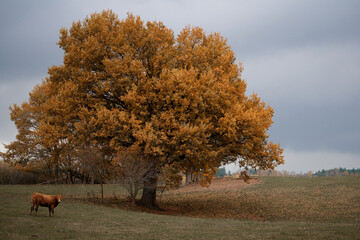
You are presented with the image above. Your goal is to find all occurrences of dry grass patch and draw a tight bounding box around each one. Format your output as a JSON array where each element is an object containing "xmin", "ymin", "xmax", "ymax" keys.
[
  {"xmin": 67, "ymin": 177, "xmax": 360, "ymax": 224},
  {"xmin": 154, "ymin": 176, "xmax": 360, "ymax": 223},
  {"xmin": 171, "ymin": 177, "xmax": 261, "ymax": 193}
]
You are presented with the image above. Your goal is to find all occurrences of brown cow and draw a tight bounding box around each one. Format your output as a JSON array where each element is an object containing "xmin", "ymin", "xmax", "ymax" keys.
[{"xmin": 30, "ymin": 192, "xmax": 62, "ymax": 217}]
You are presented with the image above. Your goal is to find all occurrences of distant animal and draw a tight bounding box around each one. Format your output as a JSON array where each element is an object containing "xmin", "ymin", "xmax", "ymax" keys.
[{"xmin": 30, "ymin": 192, "xmax": 62, "ymax": 217}]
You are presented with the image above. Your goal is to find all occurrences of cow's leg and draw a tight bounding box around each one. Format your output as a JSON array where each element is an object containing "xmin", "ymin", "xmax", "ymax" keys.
[
  {"xmin": 30, "ymin": 202, "xmax": 34, "ymax": 215},
  {"xmin": 35, "ymin": 203, "xmax": 39, "ymax": 216},
  {"xmin": 50, "ymin": 205, "xmax": 55, "ymax": 217},
  {"xmin": 48, "ymin": 207, "xmax": 51, "ymax": 217}
]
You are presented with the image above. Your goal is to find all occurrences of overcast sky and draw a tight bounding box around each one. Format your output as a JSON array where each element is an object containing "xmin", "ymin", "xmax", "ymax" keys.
[{"xmin": 1, "ymin": 0, "xmax": 359, "ymax": 173}]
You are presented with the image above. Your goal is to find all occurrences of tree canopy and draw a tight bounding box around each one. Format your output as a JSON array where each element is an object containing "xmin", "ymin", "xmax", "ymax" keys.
[{"xmin": 2, "ymin": 10, "xmax": 283, "ymax": 208}]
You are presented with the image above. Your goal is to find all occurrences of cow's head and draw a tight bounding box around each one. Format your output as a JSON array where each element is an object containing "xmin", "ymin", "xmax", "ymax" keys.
[{"xmin": 57, "ymin": 195, "xmax": 62, "ymax": 203}]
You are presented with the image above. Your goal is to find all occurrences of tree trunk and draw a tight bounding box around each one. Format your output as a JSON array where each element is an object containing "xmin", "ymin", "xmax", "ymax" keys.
[
  {"xmin": 139, "ymin": 176, "xmax": 159, "ymax": 210},
  {"xmin": 48, "ymin": 163, "xmax": 52, "ymax": 178},
  {"xmin": 100, "ymin": 182, "xmax": 104, "ymax": 203},
  {"xmin": 186, "ymin": 170, "xmax": 193, "ymax": 185},
  {"xmin": 70, "ymin": 170, "xmax": 74, "ymax": 184},
  {"xmin": 53, "ymin": 146, "xmax": 60, "ymax": 185},
  {"xmin": 55, "ymin": 160, "xmax": 59, "ymax": 184}
]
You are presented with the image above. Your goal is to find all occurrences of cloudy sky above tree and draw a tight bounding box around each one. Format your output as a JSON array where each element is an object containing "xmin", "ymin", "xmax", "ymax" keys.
[{"xmin": 0, "ymin": 0, "xmax": 359, "ymax": 173}]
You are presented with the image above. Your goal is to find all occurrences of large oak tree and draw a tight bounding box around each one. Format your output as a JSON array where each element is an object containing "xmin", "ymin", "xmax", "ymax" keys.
[{"xmin": 6, "ymin": 10, "xmax": 283, "ymax": 208}]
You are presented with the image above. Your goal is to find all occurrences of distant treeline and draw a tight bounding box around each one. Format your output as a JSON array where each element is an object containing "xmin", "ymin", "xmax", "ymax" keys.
[
  {"xmin": 215, "ymin": 167, "xmax": 232, "ymax": 178},
  {"xmin": 215, "ymin": 167, "xmax": 360, "ymax": 178},
  {"xmin": 313, "ymin": 168, "xmax": 360, "ymax": 177}
]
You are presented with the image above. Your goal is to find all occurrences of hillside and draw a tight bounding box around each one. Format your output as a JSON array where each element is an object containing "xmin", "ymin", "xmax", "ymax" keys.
[{"xmin": 172, "ymin": 177, "xmax": 260, "ymax": 193}]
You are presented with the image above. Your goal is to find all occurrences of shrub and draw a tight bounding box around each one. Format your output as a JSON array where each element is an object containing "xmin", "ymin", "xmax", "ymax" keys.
[{"xmin": 0, "ymin": 162, "xmax": 39, "ymax": 184}]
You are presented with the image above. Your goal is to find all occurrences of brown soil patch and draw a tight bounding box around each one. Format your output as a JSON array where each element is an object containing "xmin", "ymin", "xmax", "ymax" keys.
[{"xmin": 171, "ymin": 177, "xmax": 261, "ymax": 193}]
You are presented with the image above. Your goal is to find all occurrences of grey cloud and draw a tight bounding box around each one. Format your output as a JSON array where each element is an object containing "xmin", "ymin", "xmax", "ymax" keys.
[
  {"xmin": 270, "ymin": 100, "xmax": 360, "ymax": 154},
  {"xmin": 0, "ymin": 1, "xmax": 62, "ymax": 82},
  {"xmin": 0, "ymin": 77, "xmax": 41, "ymax": 144},
  {"xmin": 243, "ymin": 42, "xmax": 360, "ymax": 154},
  {"xmin": 217, "ymin": 0, "xmax": 360, "ymax": 59},
  {"xmin": 279, "ymin": 149, "xmax": 360, "ymax": 173},
  {"xmin": 243, "ymin": 43, "xmax": 360, "ymax": 104}
]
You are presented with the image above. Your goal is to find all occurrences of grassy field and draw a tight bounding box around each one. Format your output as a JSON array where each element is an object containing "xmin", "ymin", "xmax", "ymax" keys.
[{"xmin": 0, "ymin": 177, "xmax": 359, "ymax": 239}]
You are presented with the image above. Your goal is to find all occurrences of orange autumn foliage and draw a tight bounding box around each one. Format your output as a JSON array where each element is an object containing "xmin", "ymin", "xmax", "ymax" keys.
[{"xmin": 4, "ymin": 10, "xmax": 283, "ymax": 207}]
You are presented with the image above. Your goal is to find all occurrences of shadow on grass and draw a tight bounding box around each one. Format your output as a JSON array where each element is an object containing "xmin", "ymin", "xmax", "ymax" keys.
[{"xmin": 67, "ymin": 176, "xmax": 360, "ymax": 224}]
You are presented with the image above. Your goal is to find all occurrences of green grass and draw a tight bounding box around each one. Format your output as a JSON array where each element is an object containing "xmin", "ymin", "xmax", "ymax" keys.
[{"xmin": 0, "ymin": 177, "xmax": 359, "ymax": 239}]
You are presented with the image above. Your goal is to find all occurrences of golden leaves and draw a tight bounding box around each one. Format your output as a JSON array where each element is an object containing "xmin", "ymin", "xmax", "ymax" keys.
[{"xmin": 6, "ymin": 10, "xmax": 283, "ymax": 185}]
